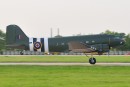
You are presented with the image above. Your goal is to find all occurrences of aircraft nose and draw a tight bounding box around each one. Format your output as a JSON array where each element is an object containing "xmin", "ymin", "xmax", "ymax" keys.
[{"xmin": 120, "ymin": 39, "xmax": 125, "ymax": 45}]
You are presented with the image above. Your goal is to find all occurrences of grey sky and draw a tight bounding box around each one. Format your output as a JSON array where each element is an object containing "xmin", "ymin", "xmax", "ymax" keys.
[{"xmin": 0, "ymin": 0, "xmax": 130, "ymax": 37}]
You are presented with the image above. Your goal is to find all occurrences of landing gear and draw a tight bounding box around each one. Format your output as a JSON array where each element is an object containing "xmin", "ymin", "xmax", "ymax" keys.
[
  {"xmin": 89, "ymin": 58, "xmax": 96, "ymax": 64},
  {"xmin": 20, "ymin": 51, "xmax": 24, "ymax": 55},
  {"xmin": 84, "ymin": 52, "xmax": 96, "ymax": 64}
]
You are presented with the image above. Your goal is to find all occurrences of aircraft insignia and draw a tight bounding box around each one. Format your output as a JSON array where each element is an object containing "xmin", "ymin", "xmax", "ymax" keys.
[{"xmin": 34, "ymin": 42, "xmax": 42, "ymax": 49}]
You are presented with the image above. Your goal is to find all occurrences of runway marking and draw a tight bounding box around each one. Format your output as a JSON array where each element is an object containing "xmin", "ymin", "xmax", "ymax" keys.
[{"xmin": 0, "ymin": 63, "xmax": 130, "ymax": 66}]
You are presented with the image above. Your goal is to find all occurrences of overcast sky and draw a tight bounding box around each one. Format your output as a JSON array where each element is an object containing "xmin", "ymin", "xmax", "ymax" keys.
[{"xmin": 0, "ymin": 0, "xmax": 130, "ymax": 37}]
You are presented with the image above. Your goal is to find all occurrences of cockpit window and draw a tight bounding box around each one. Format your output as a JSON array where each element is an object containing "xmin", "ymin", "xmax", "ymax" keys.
[{"xmin": 114, "ymin": 37, "xmax": 120, "ymax": 39}]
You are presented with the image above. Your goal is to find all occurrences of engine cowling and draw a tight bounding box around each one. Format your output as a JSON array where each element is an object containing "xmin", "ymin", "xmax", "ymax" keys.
[{"xmin": 91, "ymin": 44, "xmax": 109, "ymax": 55}]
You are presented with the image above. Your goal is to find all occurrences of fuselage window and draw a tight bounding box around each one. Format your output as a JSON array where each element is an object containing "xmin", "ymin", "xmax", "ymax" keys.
[
  {"xmin": 86, "ymin": 41, "xmax": 89, "ymax": 43},
  {"xmin": 56, "ymin": 43, "xmax": 59, "ymax": 46},
  {"xmin": 61, "ymin": 43, "xmax": 64, "ymax": 45},
  {"xmin": 92, "ymin": 40, "xmax": 95, "ymax": 43}
]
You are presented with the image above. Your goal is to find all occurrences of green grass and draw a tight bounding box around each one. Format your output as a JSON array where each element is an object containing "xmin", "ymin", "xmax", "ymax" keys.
[
  {"xmin": 0, "ymin": 66, "xmax": 130, "ymax": 87},
  {"xmin": 0, "ymin": 55, "xmax": 130, "ymax": 63}
]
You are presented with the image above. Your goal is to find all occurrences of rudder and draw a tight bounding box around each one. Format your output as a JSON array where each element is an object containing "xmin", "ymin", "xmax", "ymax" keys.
[{"xmin": 6, "ymin": 25, "xmax": 29, "ymax": 46}]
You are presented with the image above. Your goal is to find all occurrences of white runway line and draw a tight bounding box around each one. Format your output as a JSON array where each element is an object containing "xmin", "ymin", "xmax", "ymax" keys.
[{"xmin": 0, "ymin": 63, "xmax": 130, "ymax": 66}]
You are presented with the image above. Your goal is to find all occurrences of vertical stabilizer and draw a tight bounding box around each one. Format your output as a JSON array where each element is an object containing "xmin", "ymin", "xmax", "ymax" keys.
[{"xmin": 6, "ymin": 25, "xmax": 29, "ymax": 49}]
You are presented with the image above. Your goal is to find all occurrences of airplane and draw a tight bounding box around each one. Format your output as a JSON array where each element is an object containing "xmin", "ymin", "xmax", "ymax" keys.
[{"xmin": 6, "ymin": 25, "xmax": 125, "ymax": 64}]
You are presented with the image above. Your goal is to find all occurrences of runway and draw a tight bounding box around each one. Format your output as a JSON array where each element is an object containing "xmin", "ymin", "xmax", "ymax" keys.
[{"xmin": 0, "ymin": 63, "xmax": 130, "ymax": 66}]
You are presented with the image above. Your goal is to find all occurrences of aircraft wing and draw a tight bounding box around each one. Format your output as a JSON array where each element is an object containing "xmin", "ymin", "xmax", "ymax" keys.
[{"xmin": 68, "ymin": 41, "xmax": 94, "ymax": 53}]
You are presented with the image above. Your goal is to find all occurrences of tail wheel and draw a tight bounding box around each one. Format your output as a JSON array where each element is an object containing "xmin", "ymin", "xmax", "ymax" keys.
[
  {"xmin": 89, "ymin": 58, "xmax": 96, "ymax": 64},
  {"xmin": 20, "ymin": 51, "xmax": 23, "ymax": 55}
]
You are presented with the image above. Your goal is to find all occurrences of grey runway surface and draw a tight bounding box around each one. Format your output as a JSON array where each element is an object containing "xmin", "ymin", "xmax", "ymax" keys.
[{"xmin": 0, "ymin": 63, "xmax": 130, "ymax": 66}]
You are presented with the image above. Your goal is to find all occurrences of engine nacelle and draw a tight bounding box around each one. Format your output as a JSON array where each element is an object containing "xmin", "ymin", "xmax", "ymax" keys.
[{"xmin": 91, "ymin": 44, "xmax": 109, "ymax": 54}]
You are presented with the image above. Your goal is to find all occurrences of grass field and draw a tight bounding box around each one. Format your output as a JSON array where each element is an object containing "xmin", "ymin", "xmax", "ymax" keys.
[
  {"xmin": 0, "ymin": 55, "xmax": 130, "ymax": 63},
  {"xmin": 0, "ymin": 56, "xmax": 130, "ymax": 87},
  {"xmin": 0, "ymin": 66, "xmax": 130, "ymax": 87}
]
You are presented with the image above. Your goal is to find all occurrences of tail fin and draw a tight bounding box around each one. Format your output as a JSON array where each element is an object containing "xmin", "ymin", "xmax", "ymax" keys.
[{"xmin": 6, "ymin": 25, "xmax": 29, "ymax": 46}]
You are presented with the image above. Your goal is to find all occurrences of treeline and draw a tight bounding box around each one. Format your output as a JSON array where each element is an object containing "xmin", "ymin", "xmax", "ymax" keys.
[
  {"xmin": 0, "ymin": 30, "xmax": 6, "ymax": 51},
  {"xmin": 0, "ymin": 29, "xmax": 130, "ymax": 51}
]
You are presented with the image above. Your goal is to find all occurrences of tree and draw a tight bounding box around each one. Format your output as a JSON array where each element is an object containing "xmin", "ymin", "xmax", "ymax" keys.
[
  {"xmin": 101, "ymin": 30, "xmax": 126, "ymax": 38},
  {"xmin": 122, "ymin": 34, "xmax": 130, "ymax": 50},
  {"xmin": 0, "ymin": 30, "xmax": 6, "ymax": 50}
]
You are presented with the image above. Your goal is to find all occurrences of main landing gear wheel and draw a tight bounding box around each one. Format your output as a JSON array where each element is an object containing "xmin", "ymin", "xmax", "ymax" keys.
[{"xmin": 89, "ymin": 58, "xmax": 96, "ymax": 64}]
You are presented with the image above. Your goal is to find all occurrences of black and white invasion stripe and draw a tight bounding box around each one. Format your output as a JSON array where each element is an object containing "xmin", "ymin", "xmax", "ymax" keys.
[{"xmin": 29, "ymin": 38, "xmax": 49, "ymax": 52}]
